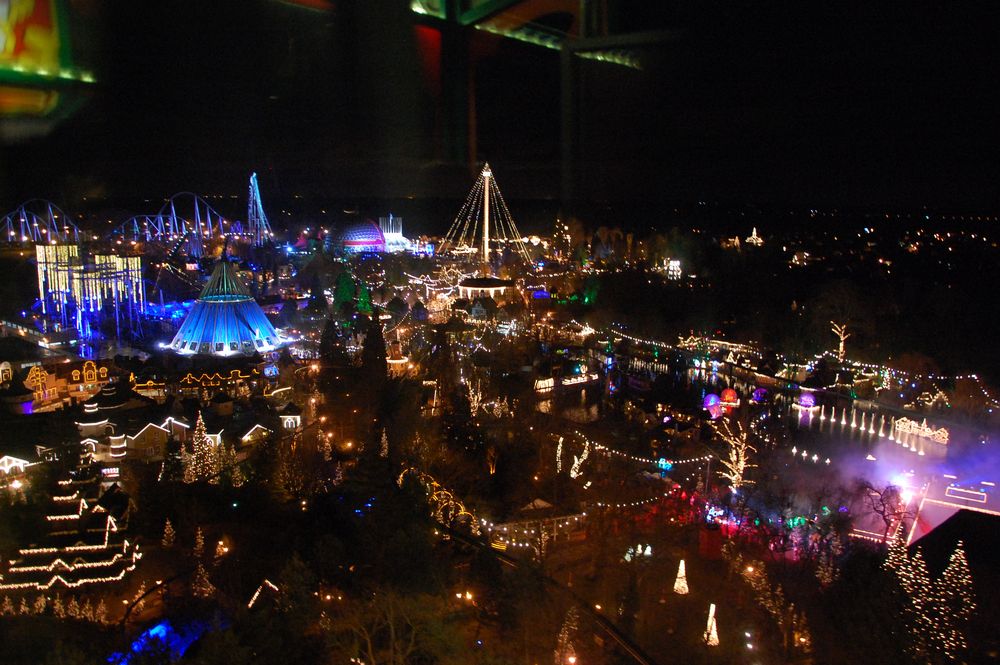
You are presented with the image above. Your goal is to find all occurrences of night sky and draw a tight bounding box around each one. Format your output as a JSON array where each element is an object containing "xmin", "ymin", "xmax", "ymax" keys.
[{"xmin": 2, "ymin": 0, "xmax": 999, "ymax": 214}]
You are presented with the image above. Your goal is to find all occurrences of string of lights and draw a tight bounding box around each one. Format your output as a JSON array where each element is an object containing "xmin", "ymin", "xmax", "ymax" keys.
[
  {"xmin": 481, "ymin": 514, "xmax": 588, "ymax": 549},
  {"xmin": 596, "ymin": 490, "xmax": 673, "ymax": 509},
  {"xmin": 608, "ymin": 325, "xmax": 674, "ymax": 349},
  {"xmin": 567, "ymin": 431, "xmax": 713, "ymax": 467}
]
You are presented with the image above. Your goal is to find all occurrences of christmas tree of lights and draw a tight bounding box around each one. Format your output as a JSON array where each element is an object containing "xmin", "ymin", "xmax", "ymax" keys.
[
  {"xmin": 889, "ymin": 537, "xmax": 976, "ymax": 662},
  {"xmin": 192, "ymin": 562, "xmax": 216, "ymax": 598},
  {"xmin": 189, "ymin": 412, "xmax": 216, "ymax": 483},
  {"xmin": 162, "ymin": 519, "xmax": 176, "ymax": 548},
  {"xmin": 938, "ymin": 540, "xmax": 975, "ymax": 623},
  {"xmin": 194, "ymin": 526, "xmax": 205, "ymax": 560},
  {"xmin": 216, "ymin": 442, "xmax": 245, "ymax": 487},
  {"xmin": 704, "ymin": 603, "xmax": 720, "ymax": 647},
  {"xmin": 94, "ymin": 599, "xmax": 108, "ymax": 624},
  {"xmin": 673, "ymin": 559, "xmax": 689, "ymax": 594},
  {"xmin": 228, "ymin": 445, "xmax": 246, "ymax": 487},
  {"xmin": 936, "ymin": 540, "xmax": 976, "ymax": 659},
  {"xmin": 182, "ymin": 447, "xmax": 196, "ymax": 483}
]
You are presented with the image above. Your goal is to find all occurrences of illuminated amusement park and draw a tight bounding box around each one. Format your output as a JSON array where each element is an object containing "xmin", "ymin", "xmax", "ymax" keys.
[{"xmin": 2, "ymin": 2, "xmax": 999, "ymax": 665}]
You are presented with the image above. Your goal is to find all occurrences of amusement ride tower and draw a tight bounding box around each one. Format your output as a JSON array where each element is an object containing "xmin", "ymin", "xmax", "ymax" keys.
[{"xmin": 440, "ymin": 163, "xmax": 532, "ymax": 273}]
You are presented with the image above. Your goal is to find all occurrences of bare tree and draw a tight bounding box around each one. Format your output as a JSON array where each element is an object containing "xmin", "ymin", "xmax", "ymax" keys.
[{"xmin": 855, "ymin": 480, "xmax": 907, "ymax": 542}]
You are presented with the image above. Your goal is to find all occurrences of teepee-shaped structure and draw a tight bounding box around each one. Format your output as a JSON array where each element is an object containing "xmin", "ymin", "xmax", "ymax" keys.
[
  {"xmin": 168, "ymin": 258, "xmax": 280, "ymax": 356},
  {"xmin": 440, "ymin": 163, "xmax": 532, "ymax": 267}
]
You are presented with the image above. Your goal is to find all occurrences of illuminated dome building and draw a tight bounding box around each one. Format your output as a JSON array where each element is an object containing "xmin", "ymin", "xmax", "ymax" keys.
[
  {"xmin": 338, "ymin": 220, "xmax": 386, "ymax": 254},
  {"xmin": 168, "ymin": 259, "xmax": 280, "ymax": 356}
]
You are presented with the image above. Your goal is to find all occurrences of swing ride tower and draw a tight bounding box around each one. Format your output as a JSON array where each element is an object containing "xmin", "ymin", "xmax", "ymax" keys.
[{"xmin": 440, "ymin": 163, "xmax": 532, "ymax": 272}]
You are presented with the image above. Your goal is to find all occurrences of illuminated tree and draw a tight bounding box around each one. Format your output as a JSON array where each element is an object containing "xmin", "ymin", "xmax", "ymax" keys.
[
  {"xmin": 216, "ymin": 442, "xmax": 245, "ymax": 487},
  {"xmin": 189, "ymin": 412, "xmax": 217, "ymax": 483},
  {"xmin": 673, "ymin": 559, "xmax": 689, "ymax": 594},
  {"xmin": 182, "ymin": 448, "xmax": 196, "ymax": 484},
  {"xmin": 332, "ymin": 271, "xmax": 356, "ymax": 313},
  {"xmin": 162, "ymin": 519, "xmax": 176, "ymax": 548},
  {"xmin": 1, "ymin": 595, "xmax": 14, "ymax": 615},
  {"xmin": 816, "ymin": 550, "xmax": 838, "ymax": 588},
  {"xmin": 884, "ymin": 524, "xmax": 909, "ymax": 571},
  {"xmin": 357, "ymin": 282, "xmax": 373, "ymax": 315},
  {"xmin": 67, "ymin": 597, "xmax": 80, "ymax": 619},
  {"xmin": 17, "ymin": 597, "xmax": 29, "ymax": 615},
  {"xmin": 894, "ymin": 546, "xmax": 941, "ymax": 661},
  {"xmin": 704, "ymin": 603, "xmax": 719, "ymax": 647},
  {"xmin": 713, "ymin": 418, "xmax": 756, "ymax": 489},
  {"xmin": 723, "ymin": 543, "xmax": 811, "ymax": 657},
  {"xmin": 939, "ymin": 541, "xmax": 975, "ymax": 623},
  {"xmin": 93, "ymin": 599, "xmax": 108, "ymax": 624},
  {"xmin": 32, "ymin": 595, "xmax": 46, "ymax": 615},
  {"xmin": 830, "ymin": 321, "xmax": 851, "ymax": 363},
  {"xmin": 936, "ymin": 541, "xmax": 975, "ymax": 660},
  {"xmin": 132, "ymin": 581, "xmax": 147, "ymax": 614},
  {"xmin": 214, "ymin": 539, "xmax": 227, "ymax": 564},
  {"xmin": 554, "ymin": 606, "xmax": 579, "ymax": 665},
  {"xmin": 192, "ymin": 562, "xmax": 215, "ymax": 598},
  {"xmin": 51, "ymin": 595, "xmax": 65, "ymax": 618},
  {"xmin": 194, "ymin": 526, "xmax": 205, "ymax": 559}
]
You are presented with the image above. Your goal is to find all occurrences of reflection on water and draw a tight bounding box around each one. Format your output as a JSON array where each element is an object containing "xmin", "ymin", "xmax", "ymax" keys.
[{"xmin": 621, "ymin": 360, "xmax": 959, "ymax": 472}]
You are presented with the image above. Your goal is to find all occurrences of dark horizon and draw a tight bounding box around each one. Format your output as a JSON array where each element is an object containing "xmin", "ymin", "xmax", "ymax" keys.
[{"xmin": 3, "ymin": 1, "xmax": 1000, "ymax": 214}]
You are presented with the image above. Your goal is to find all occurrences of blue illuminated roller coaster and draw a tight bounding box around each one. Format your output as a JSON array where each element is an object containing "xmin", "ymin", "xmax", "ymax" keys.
[
  {"xmin": 112, "ymin": 174, "xmax": 272, "ymax": 255},
  {"xmin": 113, "ymin": 192, "xmax": 229, "ymax": 258},
  {"xmin": 1, "ymin": 199, "xmax": 81, "ymax": 244}
]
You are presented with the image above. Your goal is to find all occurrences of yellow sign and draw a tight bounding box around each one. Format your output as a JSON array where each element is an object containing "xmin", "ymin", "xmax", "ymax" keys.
[{"xmin": 1, "ymin": 0, "xmax": 61, "ymax": 75}]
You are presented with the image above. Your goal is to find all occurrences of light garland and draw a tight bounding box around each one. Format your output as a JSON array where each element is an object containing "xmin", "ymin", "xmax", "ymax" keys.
[
  {"xmin": 596, "ymin": 490, "xmax": 672, "ymax": 509},
  {"xmin": 247, "ymin": 579, "xmax": 280, "ymax": 609},
  {"xmin": 609, "ymin": 326, "xmax": 674, "ymax": 350},
  {"xmin": 7, "ymin": 552, "xmax": 130, "ymax": 574},
  {"xmin": 566, "ymin": 431, "xmax": 713, "ymax": 467},
  {"xmin": 480, "ymin": 514, "xmax": 586, "ymax": 544}
]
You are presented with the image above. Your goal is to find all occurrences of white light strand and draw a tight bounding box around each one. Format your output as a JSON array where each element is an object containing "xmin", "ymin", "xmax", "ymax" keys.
[{"xmin": 565, "ymin": 431, "xmax": 712, "ymax": 467}]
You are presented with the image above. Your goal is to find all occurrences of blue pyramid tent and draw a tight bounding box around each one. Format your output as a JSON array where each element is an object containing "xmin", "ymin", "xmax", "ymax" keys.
[{"xmin": 169, "ymin": 260, "xmax": 280, "ymax": 356}]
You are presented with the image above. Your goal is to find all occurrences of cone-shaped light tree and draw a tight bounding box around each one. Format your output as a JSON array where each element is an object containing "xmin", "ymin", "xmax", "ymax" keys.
[{"xmin": 673, "ymin": 559, "xmax": 689, "ymax": 594}]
